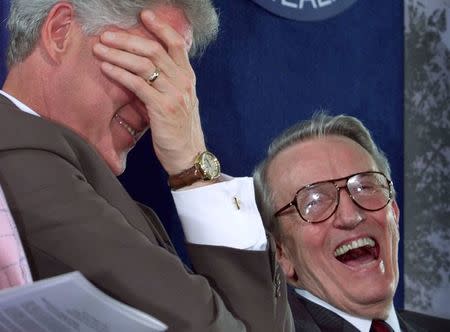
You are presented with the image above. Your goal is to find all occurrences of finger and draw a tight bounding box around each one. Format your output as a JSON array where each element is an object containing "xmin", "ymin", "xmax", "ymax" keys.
[
  {"xmin": 99, "ymin": 31, "xmax": 177, "ymax": 79},
  {"xmin": 143, "ymin": 69, "xmax": 173, "ymax": 94},
  {"xmin": 140, "ymin": 10, "xmax": 192, "ymax": 69},
  {"xmin": 100, "ymin": 61, "xmax": 163, "ymax": 108},
  {"xmin": 99, "ymin": 61, "xmax": 186, "ymax": 116},
  {"xmin": 93, "ymin": 43, "xmax": 155, "ymax": 79},
  {"xmin": 93, "ymin": 42, "xmax": 177, "ymax": 93}
]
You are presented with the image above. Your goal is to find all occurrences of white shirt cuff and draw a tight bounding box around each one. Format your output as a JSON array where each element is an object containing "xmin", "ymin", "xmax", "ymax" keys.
[{"xmin": 172, "ymin": 177, "xmax": 267, "ymax": 251}]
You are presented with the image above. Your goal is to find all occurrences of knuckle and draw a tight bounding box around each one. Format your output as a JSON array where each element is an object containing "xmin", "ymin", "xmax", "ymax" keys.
[
  {"xmin": 130, "ymin": 45, "xmax": 140, "ymax": 54},
  {"xmin": 164, "ymin": 101, "xmax": 178, "ymax": 115},
  {"xmin": 190, "ymin": 72, "xmax": 197, "ymax": 85},
  {"xmin": 185, "ymin": 69, "xmax": 196, "ymax": 83},
  {"xmin": 139, "ymin": 57, "xmax": 153, "ymax": 69},
  {"xmin": 174, "ymin": 92, "xmax": 185, "ymax": 107},
  {"xmin": 167, "ymin": 36, "xmax": 185, "ymax": 50},
  {"xmin": 178, "ymin": 72, "xmax": 195, "ymax": 88},
  {"xmin": 180, "ymin": 77, "xmax": 191, "ymax": 90},
  {"xmin": 148, "ymin": 42, "xmax": 164, "ymax": 57}
]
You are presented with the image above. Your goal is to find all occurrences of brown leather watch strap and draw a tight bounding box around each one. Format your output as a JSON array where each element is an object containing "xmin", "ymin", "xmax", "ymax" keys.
[{"xmin": 168, "ymin": 165, "xmax": 203, "ymax": 190}]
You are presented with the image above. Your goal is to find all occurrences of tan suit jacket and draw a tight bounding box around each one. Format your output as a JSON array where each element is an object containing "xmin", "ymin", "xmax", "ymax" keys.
[{"xmin": 0, "ymin": 95, "xmax": 293, "ymax": 331}]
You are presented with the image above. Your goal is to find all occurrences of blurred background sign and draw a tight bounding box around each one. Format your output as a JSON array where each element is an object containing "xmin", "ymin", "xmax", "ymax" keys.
[{"xmin": 250, "ymin": 0, "xmax": 358, "ymax": 21}]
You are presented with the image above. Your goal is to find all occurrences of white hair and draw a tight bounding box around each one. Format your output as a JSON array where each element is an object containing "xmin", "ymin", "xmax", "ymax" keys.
[
  {"xmin": 6, "ymin": 0, "xmax": 219, "ymax": 66},
  {"xmin": 253, "ymin": 112, "xmax": 392, "ymax": 241}
]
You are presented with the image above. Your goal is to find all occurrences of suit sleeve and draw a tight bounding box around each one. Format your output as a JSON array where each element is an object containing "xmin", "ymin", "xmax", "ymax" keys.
[{"xmin": 0, "ymin": 148, "xmax": 292, "ymax": 332}]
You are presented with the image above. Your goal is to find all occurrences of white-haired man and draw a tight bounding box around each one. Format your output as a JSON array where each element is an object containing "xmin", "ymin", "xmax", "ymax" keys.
[{"xmin": 0, "ymin": 1, "xmax": 292, "ymax": 331}]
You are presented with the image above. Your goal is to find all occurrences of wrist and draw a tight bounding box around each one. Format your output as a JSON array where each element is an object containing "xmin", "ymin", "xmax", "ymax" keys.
[{"xmin": 168, "ymin": 151, "xmax": 221, "ymax": 190}]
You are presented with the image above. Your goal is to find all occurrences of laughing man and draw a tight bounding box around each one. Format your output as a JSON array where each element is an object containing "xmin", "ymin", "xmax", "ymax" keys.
[{"xmin": 253, "ymin": 113, "xmax": 450, "ymax": 331}]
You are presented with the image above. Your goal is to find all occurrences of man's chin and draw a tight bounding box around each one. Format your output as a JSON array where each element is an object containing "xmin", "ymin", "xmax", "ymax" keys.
[
  {"xmin": 333, "ymin": 287, "xmax": 395, "ymax": 319},
  {"xmin": 114, "ymin": 165, "xmax": 127, "ymax": 176},
  {"xmin": 105, "ymin": 154, "xmax": 128, "ymax": 176},
  {"xmin": 114, "ymin": 159, "xmax": 127, "ymax": 176}
]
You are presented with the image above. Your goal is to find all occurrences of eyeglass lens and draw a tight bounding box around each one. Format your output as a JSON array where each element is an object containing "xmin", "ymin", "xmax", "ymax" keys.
[{"xmin": 297, "ymin": 172, "xmax": 391, "ymax": 223}]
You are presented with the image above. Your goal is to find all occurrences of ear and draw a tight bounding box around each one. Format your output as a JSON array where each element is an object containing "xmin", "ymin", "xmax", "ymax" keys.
[
  {"xmin": 40, "ymin": 3, "xmax": 76, "ymax": 63},
  {"xmin": 276, "ymin": 242, "xmax": 298, "ymax": 284},
  {"xmin": 391, "ymin": 199, "xmax": 400, "ymax": 226}
]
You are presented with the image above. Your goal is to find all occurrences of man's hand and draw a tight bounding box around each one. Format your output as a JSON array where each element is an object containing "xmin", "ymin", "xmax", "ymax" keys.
[{"xmin": 93, "ymin": 8, "xmax": 206, "ymax": 175}]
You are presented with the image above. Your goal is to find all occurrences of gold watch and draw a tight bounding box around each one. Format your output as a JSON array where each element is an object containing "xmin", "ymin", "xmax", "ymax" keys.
[{"xmin": 168, "ymin": 151, "xmax": 221, "ymax": 190}]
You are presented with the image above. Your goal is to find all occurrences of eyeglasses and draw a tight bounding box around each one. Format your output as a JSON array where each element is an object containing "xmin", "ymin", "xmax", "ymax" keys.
[{"xmin": 274, "ymin": 171, "xmax": 393, "ymax": 223}]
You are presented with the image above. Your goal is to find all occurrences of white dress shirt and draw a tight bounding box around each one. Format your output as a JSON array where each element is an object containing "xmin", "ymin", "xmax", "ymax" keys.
[
  {"xmin": 0, "ymin": 90, "xmax": 267, "ymax": 251},
  {"xmin": 295, "ymin": 288, "xmax": 401, "ymax": 332},
  {"xmin": 172, "ymin": 175, "xmax": 267, "ymax": 250}
]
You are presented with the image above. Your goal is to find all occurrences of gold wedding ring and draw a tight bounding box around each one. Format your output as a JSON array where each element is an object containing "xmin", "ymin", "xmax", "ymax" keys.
[{"xmin": 146, "ymin": 67, "xmax": 160, "ymax": 85}]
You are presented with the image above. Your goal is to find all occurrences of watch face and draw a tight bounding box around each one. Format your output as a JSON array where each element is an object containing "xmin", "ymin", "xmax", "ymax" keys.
[{"xmin": 199, "ymin": 152, "xmax": 221, "ymax": 180}]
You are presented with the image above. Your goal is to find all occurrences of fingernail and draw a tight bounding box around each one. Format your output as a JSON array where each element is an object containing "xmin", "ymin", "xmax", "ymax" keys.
[
  {"xmin": 101, "ymin": 62, "xmax": 113, "ymax": 71},
  {"xmin": 93, "ymin": 43, "xmax": 108, "ymax": 54},
  {"xmin": 143, "ymin": 10, "xmax": 155, "ymax": 21},
  {"xmin": 102, "ymin": 32, "xmax": 116, "ymax": 41}
]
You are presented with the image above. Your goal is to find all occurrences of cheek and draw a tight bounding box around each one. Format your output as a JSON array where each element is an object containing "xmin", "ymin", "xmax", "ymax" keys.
[{"xmin": 285, "ymin": 226, "xmax": 325, "ymax": 270}]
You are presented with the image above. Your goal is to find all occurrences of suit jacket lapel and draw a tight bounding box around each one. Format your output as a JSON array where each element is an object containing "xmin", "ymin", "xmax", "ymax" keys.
[
  {"xmin": 288, "ymin": 288, "xmax": 360, "ymax": 332},
  {"xmin": 288, "ymin": 287, "xmax": 322, "ymax": 331}
]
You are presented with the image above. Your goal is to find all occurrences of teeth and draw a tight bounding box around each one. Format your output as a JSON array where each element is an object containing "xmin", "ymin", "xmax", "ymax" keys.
[
  {"xmin": 379, "ymin": 260, "xmax": 385, "ymax": 273},
  {"xmin": 114, "ymin": 114, "xmax": 138, "ymax": 137},
  {"xmin": 334, "ymin": 237, "xmax": 375, "ymax": 257}
]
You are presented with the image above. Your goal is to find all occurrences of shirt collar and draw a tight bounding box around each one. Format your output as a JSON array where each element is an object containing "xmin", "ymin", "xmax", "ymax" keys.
[
  {"xmin": 295, "ymin": 288, "xmax": 401, "ymax": 332},
  {"xmin": 0, "ymin": 90, "xmax": 40, "ymax": 117}
]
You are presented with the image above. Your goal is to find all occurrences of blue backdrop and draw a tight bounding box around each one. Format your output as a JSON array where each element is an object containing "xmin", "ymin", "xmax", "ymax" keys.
[{"xmin": 0, "ymin": 0, "xmax": 404, "ymax": 307}]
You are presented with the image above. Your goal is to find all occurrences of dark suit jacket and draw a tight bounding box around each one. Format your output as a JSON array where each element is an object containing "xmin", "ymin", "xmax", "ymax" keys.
[
  {"xmin": 288, "ymin": 288, "xmax": 450, "ymax": 332},
  {"xmin": 0, "ymin": 95, "xmax": 293, "ymax": 332}
]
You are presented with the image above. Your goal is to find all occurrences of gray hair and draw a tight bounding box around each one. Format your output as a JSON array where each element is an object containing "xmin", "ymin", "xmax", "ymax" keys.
[
  {"xmin": 6, "ymin": 0, "xmax": 219, "ymax": 67},
  {"xmin": 253, "ymin": 112, "xmax": 392, "ymax": 241}
]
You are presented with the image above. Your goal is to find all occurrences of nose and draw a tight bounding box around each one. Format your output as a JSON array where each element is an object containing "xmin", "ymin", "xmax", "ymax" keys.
[{"xmin": 332, "ymin": 186, "xmax": 365, "ymax": 229}]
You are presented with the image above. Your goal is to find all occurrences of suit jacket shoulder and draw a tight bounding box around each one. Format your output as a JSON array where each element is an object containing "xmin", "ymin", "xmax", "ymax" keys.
[{"xmin": 397, "ymin": 309, "xmax": 450, "ymax": 332}]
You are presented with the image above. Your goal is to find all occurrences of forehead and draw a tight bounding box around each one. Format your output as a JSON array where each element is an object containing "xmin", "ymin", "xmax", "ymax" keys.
[{"xmin": 268, "ymin": 136, "xmax": 378, "ymax": 193}]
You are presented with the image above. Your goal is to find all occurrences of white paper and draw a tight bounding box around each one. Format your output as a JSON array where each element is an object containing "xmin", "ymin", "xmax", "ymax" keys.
[{"xmin": 0, "ymin": 271, "xmax": 167, "ymax": 332}]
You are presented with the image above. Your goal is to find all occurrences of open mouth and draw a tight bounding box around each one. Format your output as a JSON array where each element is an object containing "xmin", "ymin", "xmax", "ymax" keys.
[
  {"xmin": 334, "ymin": 237, "xmax": 379, "ymax": 266},
  {"xmin": 114, "ymin": 113, "xmax": 139, "ymax": 141}
]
